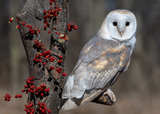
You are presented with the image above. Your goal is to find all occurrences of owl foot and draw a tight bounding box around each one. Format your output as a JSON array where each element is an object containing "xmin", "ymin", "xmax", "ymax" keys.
[{"xmin": 92, "ymin": 88, "xmax": 116, "ymax": 106}]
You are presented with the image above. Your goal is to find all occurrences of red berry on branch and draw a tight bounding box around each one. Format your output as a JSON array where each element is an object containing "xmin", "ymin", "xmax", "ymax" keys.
[
  {"xmin": 67, "ymin": 27, "xmax": 72, "ymax": 31},
  {"xmin": 54, "ymin": 13, "xmax": 58, "ymax": 16},
  {"xmin": 28, "ymin": 25, "xmax": 32, "ymax": 28},
  {"xmin": 67, "ymin": 23, "xmax": 70, "ymax": 26},
  {"xmin": 62, "ymin": 73, "xmax": 66, "ymax": 76},
  {"xmin": 16, "ymin": 25, "xmax": 20, "ymax": 29},
  {"xmin": 44, "ymin": 25, "xmax": 47, "ymax": 30},
  {"xmin": 49, "ymin": 1, "xmax": 52, "ymax": 5},
  {"xmin": 43, "ymin": 62, "xmax": 46, "ymax": 65},
  {"xmin": 33, "ymin": 58, "xmax": 36, "ymax": 61},
  {"xmin": 57, "ymin": 60, "xmax": 62, "ymax": 63},
  {"xmin": 40, "ymin": 93, "xmax": 44, "ymax": 97},
  {"xmin": 48, "ymin": 110, "xmax": 52, "ymax": 113},
  {"xmin": 22, "ymin": 89, "xmax": 25, "ymax": 92},
  {"xmin": 48, "ymin": 31, "xmax": 51, "ymax": 34},
  {"xmin": 22, "ymin": 22, "xmax": 26, "ymax": 25},
  {"xmin": 15, "ymin": 95, "xmax": 18, "ymax": 98},
  {"xmin": 35, "ymin": 54, "xmax": 39, "ymax": 58},
  {"xmin": 49, "ymin": 66, "xmax": 54, "ymax": 71},
  {"xmin": 28, "ymin": 77, "xmax": 32, "ymax": 80},
  {"xmin": 73, "ymin": 25, "xmax": 78, "ymax": 30},
  {"xmin": 8, "ymin": 95, "xmax": 11, "ymax": 99},
  {"xmin": 9, "ymin": 17, "xmax": 14, "ymax": 23},
  {"xmin": 24, "ymin": 85, "xmax": 28, "ymax": 88},
  {"xmin": 59, "ymin": 55, "xmax": 63, "ymax": 59},
  {"xmin": 44, "ymin": 10, "xmax": 47, "ymax": 14}
]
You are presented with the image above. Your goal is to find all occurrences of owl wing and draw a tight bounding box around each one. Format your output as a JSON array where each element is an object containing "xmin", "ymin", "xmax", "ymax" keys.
[{"xmin": 62, "ymin": 35, "xmax": 131, "ymax": 110}]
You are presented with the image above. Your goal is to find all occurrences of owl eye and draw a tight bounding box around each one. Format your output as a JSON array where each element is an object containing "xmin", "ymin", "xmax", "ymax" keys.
[
  {"xmin": 113, "ymin": 22, "xmax": 117, "ymax": 26},
  {"xmin": 126, "ymin": 22, "xmax": 130, "ymax": 26}
]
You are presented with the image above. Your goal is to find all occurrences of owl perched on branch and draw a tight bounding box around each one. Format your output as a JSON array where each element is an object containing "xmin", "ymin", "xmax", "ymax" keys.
[{"xmin": 61, "ymin": 9, "xmax": 137, "ymax": 110}]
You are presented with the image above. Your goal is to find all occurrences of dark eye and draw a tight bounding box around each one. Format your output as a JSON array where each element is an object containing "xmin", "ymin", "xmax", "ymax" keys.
[
  {"xmin": 113, "ymin": 22, "xmax": 117, "ymax": 26},
  {"xmin": 126, "ymin": 22, "xmax": 130, "ymax": 26}
]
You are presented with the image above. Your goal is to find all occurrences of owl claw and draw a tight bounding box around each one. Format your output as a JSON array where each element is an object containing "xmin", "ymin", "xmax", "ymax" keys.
[
  {"xmin": 103, "ymin": 88, "xmax": 116, "ymax": 105},
  {"xmin": 92, "ymin": 88, "xmax": 116, "ymax": 106}
]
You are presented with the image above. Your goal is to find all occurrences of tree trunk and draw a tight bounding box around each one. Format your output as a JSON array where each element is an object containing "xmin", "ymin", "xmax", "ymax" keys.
[{"xmin": 16, "ymin": 0, "xmax": 69, "ymax": 114}]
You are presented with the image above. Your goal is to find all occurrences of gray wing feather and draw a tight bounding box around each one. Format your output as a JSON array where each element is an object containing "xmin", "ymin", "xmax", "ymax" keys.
[{"xmin": 67, "ymin": 34, "xmax": 131, "ymax": 104}]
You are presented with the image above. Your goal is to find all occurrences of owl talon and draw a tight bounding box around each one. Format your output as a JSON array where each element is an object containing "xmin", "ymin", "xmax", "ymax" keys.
[
  {"xmin": 103, "ymin": 88, "xmax": 116, "ymax": 105},
  {"xmin": 92, "ymin": 88, "xmax": 116, "ymax": 106}
]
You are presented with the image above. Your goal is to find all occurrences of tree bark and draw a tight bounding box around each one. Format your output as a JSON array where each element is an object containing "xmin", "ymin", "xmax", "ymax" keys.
[{"xmin": 16, "ymin": 0, "xmax": 68, "ymax": 114}]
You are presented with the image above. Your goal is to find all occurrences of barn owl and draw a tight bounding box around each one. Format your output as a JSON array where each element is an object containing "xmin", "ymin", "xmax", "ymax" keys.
[{"xmin": 61, "ymin": 9, "xmax": 137, "ymax": 110}]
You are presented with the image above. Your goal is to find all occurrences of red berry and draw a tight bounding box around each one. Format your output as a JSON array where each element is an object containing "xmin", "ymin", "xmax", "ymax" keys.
[
  {"xmin": 44, "ymin": 10, "xmax": 47, "ymax": 14},
  {"xmin": 24, "ymin": 85, "xmax": 28, "ymax": 88},
  {"xmin": 15, "ymin": 95, "xmax": 18, "ymax": 98},
  {"xmin": 43, "ymin": 62, "xmax": 46, "ymax": 65},
  {"xmin": 48, "ymin": 110, "xmax": 52, "ymax": 113},
  {"xmin": 22, "ymin": 89, "xmax": 25, "ymax": 92},
  {"xmin": 59, "ymin": 55, "xmax": 63, "ymax": 59},
  {"xmin": 50, "ymin": 59, "xmax": 53, "ymax": 62},
  {"xmin": 31, "ymin": 109, "xmax": 34, "ymax": 113},
  {"xmin": 35, "ymin": 54, "xmax": 39, "ymax": 58},
  {"xmin": 44, "ymin": 25, "xmax": 47, "ymax": 30},
  {"xmin": 28, "ymin": 25, "xmax": 32, "ymax": 28},
  {"xmin": 31, "ymin": 81, "xmax": 34, "ymax": 84},
  {"xmin": 19, "ymin": 94, "xmax": 22, "ymax": 98},
  {"xmin": 49, "ymin": 66, "xmax": 54, "ymax": 70},
  {"xmin": 28, "ymin": 77, "xmax": 32, "ymax": 80},
  {"xmin": 16, "ymin": 25, "xmax": 20, "ymax": 29},
  {"xmin": 67, "ymin": 23, "xmax": 70, "ymax": 26},
  {"xmin": 74, "ymin": 25, "xmax": 78, "ymax": 30},
  {"xmin": 58, "ymin": 70, "xmax": 61, "ymax": 73},
  {"xmin": 22, "ymin": 22, "xmax": 25, "ymax": 25},
  {"xmin": 9, "ymin": 18, "xmax": 13, "ymax": 23},
  {"xmin": 40, "ymin": 93, "xmax": 44, "ymax": 97},
  {"xmin": 49, "ymin": 1, "xmax": 52, "ymax": 5},
  {"xmin": 67, "ymin": 27, "xmax": 71, "ymax": 31},
  {"xmin": 54, "ymin": 13, "xmax": 58, "ymax": 16},
  {"xmin": 33, "ymin": 58, "xmax": 36, "ymax": 61},
  {"xmin": 42, "ymin": 102, "xmax": 45, "ymax": 105},
  {"xmin": 62, "ymin": 73, "xmax": 66, "ymax": 76},
  {"xmin": 48, "ymin": 31, "xmax": 51, "ymax": 34},
  {"xmin": 58, "ymin": 60, "xmax": 62, "ymax": 63},
  {"xmin": 8, "ymin": 95, "xmax": 12, "ymax": 98},
  {"xmin": 4, "ymin": 95, "xmax": 7, "ymax": 98}
]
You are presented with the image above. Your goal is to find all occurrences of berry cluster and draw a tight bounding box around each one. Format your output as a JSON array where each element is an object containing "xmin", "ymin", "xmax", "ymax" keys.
[
  {"xmin": 23, "ymin": 76, "xmax": 35, "ymax": 94},
  {"xmin": 33, "ymin": 39, "xmax": 67, "ymax": 76},
  {"xmin": 15, "ymin": 94, "xmax": 22, "ymax": 98},
  {"xmin": 43, "ymin": 5, "xmax": 62, "ymax": 27},
  {"xmin": 35, "ymin": 84, "xmax": 50, "ymax": 97},
  {"xmin": 4, "ymin": 93, "xmax": 12, "ymax": 101},
  {"xmin": 24, "ymin": 102, "xmax": 34, "ymax": 114},
  {"xmin": 38, "ymin": 102, "xmax": 52, "ymax": 114},
  {"xmin": 67, "ymin": 23, "xmax": 78, "ymax": 31}
]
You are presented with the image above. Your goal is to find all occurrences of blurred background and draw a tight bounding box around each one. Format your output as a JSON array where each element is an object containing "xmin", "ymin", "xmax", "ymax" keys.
[{"xmin": 0, "ymin": 0, "xmax": 160, "ymax": 114}]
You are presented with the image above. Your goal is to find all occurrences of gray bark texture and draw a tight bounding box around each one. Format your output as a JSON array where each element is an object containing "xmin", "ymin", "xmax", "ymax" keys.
[{"xmin": 16, "ymin": 0, "xmax": 69, "ymax": 114}]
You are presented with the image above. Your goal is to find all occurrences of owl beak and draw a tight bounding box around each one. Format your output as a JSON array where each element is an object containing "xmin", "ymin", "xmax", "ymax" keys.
[
  {"xmin": 117, "ymin": 28, "xmax": 125, "ymax": 37},
  {"xmin": 120, "ymin": 31, "xmax": 125, "ymax": 37}
]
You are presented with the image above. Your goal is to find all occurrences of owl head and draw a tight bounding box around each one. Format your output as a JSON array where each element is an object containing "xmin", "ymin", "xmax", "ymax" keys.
[{"xmin": 99, "ymin": 9, "xmax": 137, "ymax": 42}]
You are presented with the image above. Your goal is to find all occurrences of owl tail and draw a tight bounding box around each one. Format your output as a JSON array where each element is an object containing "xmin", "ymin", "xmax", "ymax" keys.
[
  {"xmin": 61, "ymin": 74, "xmax": 86, "ymax": 110},
  {"xmin": 62, "ymin": 75, "xmax": 74, "ymax": 99}
]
